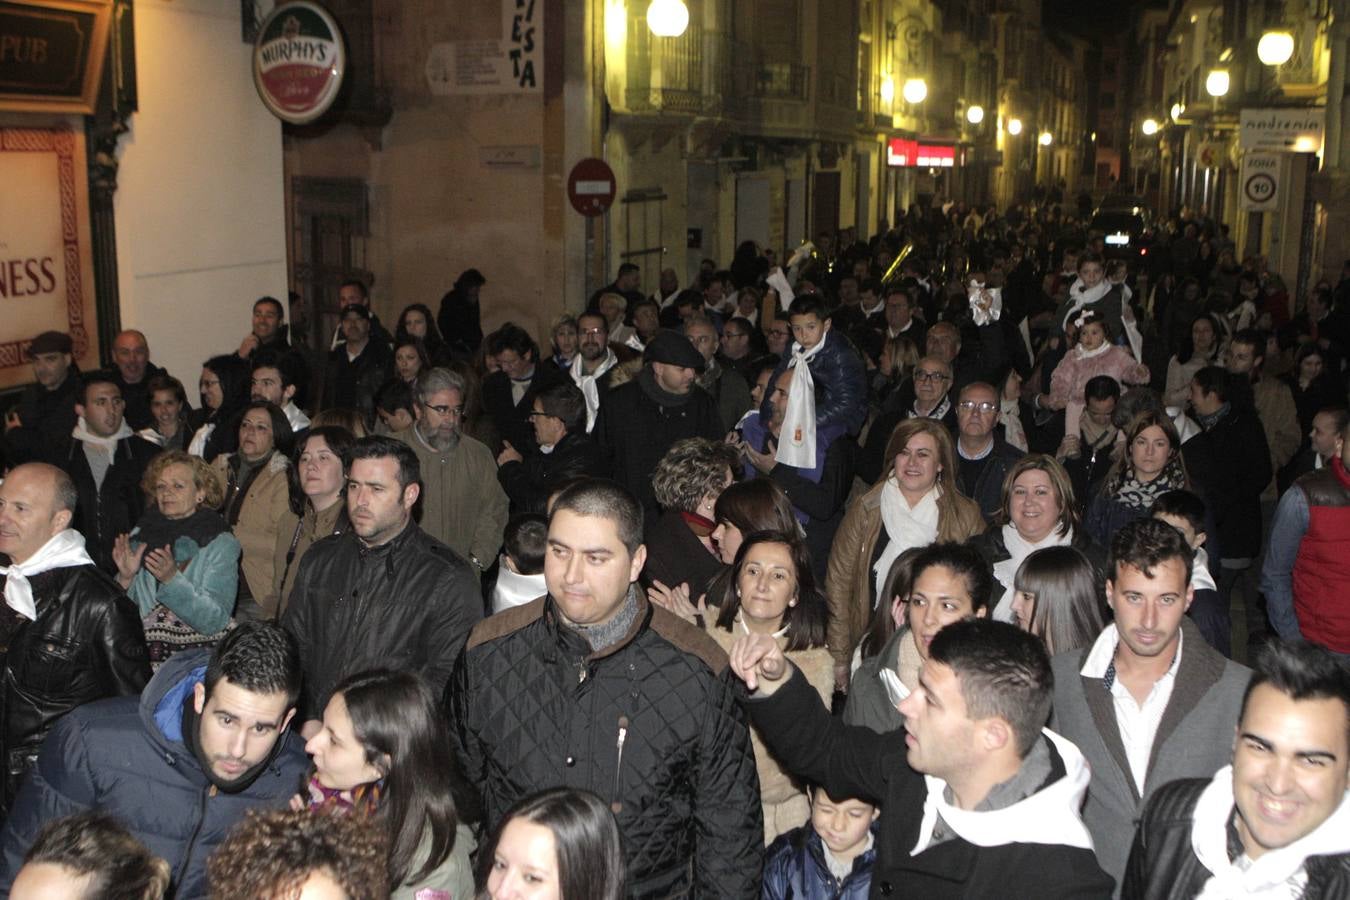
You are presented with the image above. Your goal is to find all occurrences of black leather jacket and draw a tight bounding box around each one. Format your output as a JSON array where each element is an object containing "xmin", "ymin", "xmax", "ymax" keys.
[
  {"xmin": 281, "ymin": 520, "xmax": 482, "ymax": 721},
  {"xmin": 1123, "ymin": 778, "xmax": 1350, "ymax": 899},
  {"xmin": 0, "ymin": 563, "xmax": 150, "ymax": 811},
  {"xmin": 496, "ymin": 431, "xmax": 608, "ymax": 514}
]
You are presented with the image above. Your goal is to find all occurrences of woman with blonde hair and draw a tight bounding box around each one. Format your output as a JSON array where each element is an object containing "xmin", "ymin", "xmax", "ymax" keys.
[{"xmin": 825, "ymin": 417, "xmax": 983, "ymax": 688}]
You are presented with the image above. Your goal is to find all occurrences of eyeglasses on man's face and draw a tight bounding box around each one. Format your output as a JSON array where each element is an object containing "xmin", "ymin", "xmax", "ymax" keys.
[{"xmin": 914, "ymin": 370, "xmax": 950, "ymax": 384}]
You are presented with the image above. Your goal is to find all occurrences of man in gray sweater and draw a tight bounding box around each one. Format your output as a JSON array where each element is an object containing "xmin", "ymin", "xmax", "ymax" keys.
[{"xmin": 1050, "ymin": 518, "xmax": 1250, "ymax": 891}]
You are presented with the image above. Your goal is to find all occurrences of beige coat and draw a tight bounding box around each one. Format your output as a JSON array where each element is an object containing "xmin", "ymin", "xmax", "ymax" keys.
[
  {"xmin": 706, "ymin": 625, "xmax": 834, "ymax": 844},
  {"xmin": 824, "ymin": 480, "xmax": 983, "ymax": 667},
  {"xmin": 1254, "ymin": 377, "xmax": 1300, "ymax": 498},
  {"xmin": 212, "ymin": 451, "xmax": 291, "ymax": 619},
  {"xmin": 392, "ymin": 426, "xmax": 508, "ymax": 570},
  {"xmin": 269, "ymin": 498, "xmax": 345, "ymax": 618}
]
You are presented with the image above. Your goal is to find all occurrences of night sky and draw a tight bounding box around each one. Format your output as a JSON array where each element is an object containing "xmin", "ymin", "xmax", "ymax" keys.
[{"xmin": 1043, "ymin": 0, "xmax": 1145, "ymax": 38}]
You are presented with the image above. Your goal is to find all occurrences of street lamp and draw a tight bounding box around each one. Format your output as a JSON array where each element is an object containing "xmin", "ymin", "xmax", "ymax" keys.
[
  {"xmin": 1006, "ymin": 117, "xmax": 1023, "ymax": 135},
  {"xmin": 966, "ymin": 104, "xmax": 985, "ymax": 124},
  {"xmin": 1205, "ymin": 69, "xmax": 1230, "ymax": 97},
  {"xmin": 646, "ymin": 0, "xmax": 689, "ymax": 37},
  {"xmin": 902, "ymin": 78, "xmax": 928, "ymax": 104},
  {"xmin": 1170, "ymin": 102, "xmax": 1185, "ymax": 121},
  {"xmin": 1257, "ymin": 31, "xmax": 1294, "ymax": 66},
  {"xmin": 880, "ymin": 76, "xmax": 895, "ymax": 103},
  {"xmin": 1038, "ymin": 131, "xmax": 1053, "ymax": 146},
  {"xmin": 1141, "ymin": 118, "xmax": 1159, "ymax": 136}
]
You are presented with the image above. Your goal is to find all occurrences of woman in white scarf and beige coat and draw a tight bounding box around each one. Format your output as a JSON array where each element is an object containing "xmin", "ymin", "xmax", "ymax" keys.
[{"xmin": 824, "ymin": 417, "xmax": 983, "ymax": 690}]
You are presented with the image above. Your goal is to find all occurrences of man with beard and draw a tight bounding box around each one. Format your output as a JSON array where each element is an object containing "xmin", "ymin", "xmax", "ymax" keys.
[
  {"xmin": 392, "ymin": 368, "xmax": 507, "ymax": 575},
  {"xmin": 568, "ymin": 310, "xmax": 622, "ymax": 433},
  {"xmin": 0, "ymin": 622, "xmax": 308, "ymax": 899},
  {"xmin": 282, "ymin": 435, "xmax": 483, "ymax": 732}
]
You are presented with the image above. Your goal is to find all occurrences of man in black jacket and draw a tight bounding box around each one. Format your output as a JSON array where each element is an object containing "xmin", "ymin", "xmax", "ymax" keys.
[
  {"xmin": 109, "ymin": 330, "xmax": 166, "ymax": 432},
  {"xmin": 482, "ymin": 323, "xmax": 567, "ymax": 456},
  {"xmin": 63, "ymin": 373, "xmax": 159, "ymax": 573},
  {"xmin": 954, "ymin": 381, "xmax": 1025, "ymax": 524},
  {"xmin": 1124, "ymin": 640, "xmax": 1350, "ymax": 898},
  {"xmin": 732, "ymin": 618, "xmax": 1113, "ymax": 898},
  {"xmin": 595, "ymin": 330, "xmax": 723, "ymax": 523},
  {"xmin": 282, "ymin": 436, "xmax": 482, "ymax": 732},
  {"xmin": 322, "ymin": 305, "xmax": 392, "ymax": 428},
  {"xmin": 0, "ymin": 622, "xmax": 308, "ymax": 899},
  {"xmin": 450, "ymin": 479, "xmax": 762, "ymax": 899},
  {"xmin": 4, "ymin": 331, "xmax": 80, "ymax": 467},
  {"xmin": 497, "ymin": 382, "xmax": 607, "ymax": 514},
  {"xmin": 0, "ymin": 463, "xmax": 149, "ymax": 812}
]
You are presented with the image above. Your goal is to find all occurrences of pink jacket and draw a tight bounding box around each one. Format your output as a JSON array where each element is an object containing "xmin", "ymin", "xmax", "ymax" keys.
[{"xmin": 1046, "ymin": 346, "xmax": 1149, "ymax": 435}]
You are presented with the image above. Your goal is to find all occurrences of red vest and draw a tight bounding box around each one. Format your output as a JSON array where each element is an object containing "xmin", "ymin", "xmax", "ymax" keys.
[{"xmin": 1292, "ymin": 460, "xmax": 1350, "ymax": 652}]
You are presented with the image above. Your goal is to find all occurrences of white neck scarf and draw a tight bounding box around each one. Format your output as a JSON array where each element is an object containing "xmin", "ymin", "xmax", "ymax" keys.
[
  {"xmin": 570, "ymin": 349, "xmax": 618, "ymax": 433},
  {"xmin": 1192, "ymin": 547, "xmax": 1217, "ymax": 592},
  {"xmin": 490, "ymin": 561, "xmax": 547, "ymax": 614},
  {"xmin": 1192, "ymin": 767, "xmax": 1350, "ymax": 900},
  {"xmin": 874, "ymin": 480, "xmax": 940, "ymax": 604},
  {"xmin": 776, "ymin": 339, "xmax": 826, "ymax": 468},
  {"xmin": 0, "ymin": 529, "xmax": 95, "ymax": 621},
  {"xmin": 72, "ymin": 416, "xmax": 133, "ymax": 463},
  {"xmin": 992, "ymin": 524, "xmax": 1073, "ymax": 622}
]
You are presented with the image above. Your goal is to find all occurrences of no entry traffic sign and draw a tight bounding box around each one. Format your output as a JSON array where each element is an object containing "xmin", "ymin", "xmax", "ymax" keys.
[{"xmin": 568, "ymin": 158, "xmax": 616, "ymax": 217}]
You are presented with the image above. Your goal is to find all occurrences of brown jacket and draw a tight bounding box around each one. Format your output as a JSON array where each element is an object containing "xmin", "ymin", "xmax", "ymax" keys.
[
  {"xmin": 269, "ymin": 498, "xmax": 346, "ymax": 618},
  {"xmin": 824, "ymin": 481, "xmax": 983, "ymax": 667},
  {"xmin": 212, "ymin": 451, "xmax": 291, "ymax": 618}
]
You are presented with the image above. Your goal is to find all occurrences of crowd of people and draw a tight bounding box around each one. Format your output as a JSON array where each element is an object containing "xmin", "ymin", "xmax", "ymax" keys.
[{"xmin": 0, "ymin": 195, "xmax": 1348, "ymax": 898}]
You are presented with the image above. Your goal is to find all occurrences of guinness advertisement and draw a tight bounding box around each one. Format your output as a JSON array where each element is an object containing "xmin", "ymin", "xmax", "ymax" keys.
[{"xmin": 0, "ymin": 0, "xmax": 112, "ymax": 114}]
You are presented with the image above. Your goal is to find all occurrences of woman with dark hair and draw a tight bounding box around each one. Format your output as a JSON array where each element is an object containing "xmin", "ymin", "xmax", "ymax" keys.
[
  {"xmin": 396, "ymin": 302, "xmax": 449, "ymax": 364},
  {"xmin": 968, "ymin": 454, "xmax": 1107, "ymax": 622},
  {"xmin": 212, "ymin": 400, "xmax": 294, "ymax": 620},
  {"xmin": 188, "ymin": 354, "xmax": 250, "ymax": 461},
  {"xmin": 393, "ymin": 338, "xmax": 432, "ymax": 386},
  {"xmin": 826, "ymin": 418, "xmax": 983, "ymax": 688},
  {"xmin": 477, "ymin": 787, "xmax": 625, "ymax": 900},
  {"xmin": 113, "ymin": 451, "xmax": 239, "ymax": 669},
  {"xmin": 851, "ymin": 546, "xmax": 923, "ymax": 672},
  {"xmin": 1284, "ymin": 342, "xmax": 1341, "ymax": 435},
  {"xmin": 844, "ymin": 542, "xmax": 991, "ymax": 734},
  {"xmin": 1010, "ymin": 545, "xmax": 1104, "ymax": 655},
  {"xmin": 138, "ymin": 374, "xmax": 192, "ymax": 452},
  {"xmin": 708, "ymin": 530, "xmax": 831, "ymax": 842},
  {"xmin": 1163, "ymin": 312, "xmax": 1223, "ymax": 406},
  {"xmin": 269, "ymin": 426, "xmax": 355, "ymax": 618},
  {"xmin": 1084, "ymin": 410, "xmax": 1190, "ymax": 546},
  {"xmin": 299, "ymin": 669, "xmax": 475, "ymax": 899}
]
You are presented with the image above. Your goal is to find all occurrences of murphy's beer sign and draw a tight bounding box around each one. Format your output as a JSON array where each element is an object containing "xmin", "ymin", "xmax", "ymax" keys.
[{"xmin": 252, "ymin": 1, "xmax": 345, "ymax": 125}]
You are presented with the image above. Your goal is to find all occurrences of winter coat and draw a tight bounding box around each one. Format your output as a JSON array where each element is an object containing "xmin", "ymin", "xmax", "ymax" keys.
[
  {"xmin": 126, "ymin": 528, "xmax": 240, "ymax": 652},
  {"xmin": 595, "ymin": 374, "xmax": 724, "ymax": 520},
  {"xmin": 497, "ymin": 431, "xmax": 608, "ymax": 515},
  {"xmin": 323, "ymin": 338, "xmax": 392, "ymax": 424},
  {"xmin": 0, "ymin": 562, "xmax": 150, "ymax": 812},
  {"xmin": 393, "ymin": 823, "xmax": 477, "ymax": 900},
  {"xmin": 747, "ymin": 667, "xmax": 1115, "ymax": 899},
  {"xmin": 955, "ymin": 437, "xmax": 1026, "ymax": 525},
  {"xmin": 65, "ymin": 434, "xmax": 158, "ymax": 573},
  {"xmin": 1121, "ymin": 777, "xmax": 1350, "ymax": 900},
  {"xmin": 393, "ymin": 426, "xmax": 509, "ymax": 571},
  {"xmin": 4, "ymin": 372, "xmax": 79, "ymax": 467},
  {"xmin": 825, "ymin": 480, "xmax": 983, "ymax": 668},
  {"xmin": 269, "ymin": 499, "xmax": 349, "ymax": 618},
  {"xmin": 1044, "ymin": 346, "xmax": 1149, "ymax": 434},
  {"xmin": 213, "ymin": 450, "xmax": 291, "ymax": 617},
  {"xmin": 768, "ymin": 329, "xmax": 868, "ymax": 436},
  {"xmin": 763, "ymin": 823, "xmax": 877, "ymax": 900},
  {"xmin": 0, "ymin": 650, "xmax": 308, "ymax": 899},
  {"xmin": 641, "ymin": 510, "xmax": 725, "ymax": 599},
  {"xmin": 282, "ymin": 520, "xmax": 482, "ymax": 721},
  {"xmin": 481, "ymin": 364, "xmax": 569, "ymax": 456},
  {"xmin": 967, "ymin": 525, "xmax": 1108, "ymax": 610},
  {"xmin": 450, "ymin": 592, "xmax": 763, "ymax": 899},
  {"xmin": 1049, "ymin": 620, "xmax": 1250, "ymax": 890},
  {"xmin": 1182, "ymin": 406, "xmax": 1272, "ymax": 560}
]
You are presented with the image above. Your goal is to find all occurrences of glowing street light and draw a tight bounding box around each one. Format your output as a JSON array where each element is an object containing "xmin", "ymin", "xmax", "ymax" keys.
[
  {"xmin": 1141, "ymin": 118, "xmax": 1159, "ymax": 136},
  {"xmin": 646, "ymin": 0, "xmax": 689, "ymax": 37},
  {"xmin": 966, "ymin": 104, "xmax": 985, "ymax": 124},
  {"xmin": 1257, "ymin": 31, "xmax": 1294, "ymax": 66},
  {"xmin": 1205, "ymin": 69, "xmax": 1230, "ymax": 97},
  {"xmin": 1038, "ymin": 131, "xmax": 1053, "ymax": 146},
  {"xmin": 902, "ymin": 78, "xmax": 928, "ymax": 104},
  {"xmin": 1170, "ymin": 102, "xmax": 1185, "ymax": 121},
  {"xmin": 1006, "ymin": 117, "xmax": 1023, "ymax": 135},
  {"xmin": 880, "ymin": 75, "xmax": 895, "ymax": 103}
]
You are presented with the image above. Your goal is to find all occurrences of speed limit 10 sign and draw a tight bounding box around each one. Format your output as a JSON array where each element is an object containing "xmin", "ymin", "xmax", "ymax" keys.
[{"xmin": 1239, "ymin": 151, "xmax": 1280, "ymax": 212}]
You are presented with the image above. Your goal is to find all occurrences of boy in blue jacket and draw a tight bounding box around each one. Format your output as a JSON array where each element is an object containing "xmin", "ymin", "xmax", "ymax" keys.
[{"xmin": 763, "ymin": 786, "xmax": 878, "ymax": 900}]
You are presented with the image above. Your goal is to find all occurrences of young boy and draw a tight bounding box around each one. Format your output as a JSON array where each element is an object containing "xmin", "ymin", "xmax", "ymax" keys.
[
  {"xmin": 762, "ymin": 786, "xmax": 878, "ymax": 900},
  {"xmin": 771, "ymin": 295, "xmax": 867, "ymax": 468},
  {"xmin": 490, "ymin": 513, "xmax": 548, "ymax": 613},
  {"xmin": 1152, "ymin": 490, "xmax": 1228, "ymax": 656}
]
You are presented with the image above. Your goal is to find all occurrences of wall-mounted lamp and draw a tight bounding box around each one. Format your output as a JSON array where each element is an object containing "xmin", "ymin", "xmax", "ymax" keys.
[{"xmin": 646, "ymin": 0, "xmax": 689, "ymax": 37}]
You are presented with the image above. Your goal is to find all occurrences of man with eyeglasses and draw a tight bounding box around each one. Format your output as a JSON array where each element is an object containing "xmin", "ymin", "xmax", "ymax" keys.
[
  {"xmin": 568, "ymin": 311, "xmax": 622, "ymax": 433},
  {"xmin": 954, "ymin": 382, "xmax": 1026, "ymax": 523},
  {"xmin": 855, "ymin": 357, "xmax": 957, "ymax": 485},
  {"xmin": 391, "ymin": 367, "xmax": 507, "ymax": 576},
  {"xmin": 62, "ymin": 372, "xmax": 158, "ymax": 573}
]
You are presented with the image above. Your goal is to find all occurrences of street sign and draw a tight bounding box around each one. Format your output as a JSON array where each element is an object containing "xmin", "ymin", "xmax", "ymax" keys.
[
  {"xmin": 1239, "ymin": 151, "xmax": 1281, "ymax": 211},
  {"xmin": 567, "ymin": 158, "xmax": 616, "ymax": 217},
  {"xmin": 1239, "ymin": 108, "xmax": 1324, "ymax": 153}
]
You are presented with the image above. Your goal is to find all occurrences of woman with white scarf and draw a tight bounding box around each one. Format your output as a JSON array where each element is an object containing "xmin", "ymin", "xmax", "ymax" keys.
[
  {"xmin": 824, "ymin": 418, "xmax": 983, "ymax": 689},
  {"xmin": 968, "ymin": 455, "xmax": 1108, "ymax": 624}
]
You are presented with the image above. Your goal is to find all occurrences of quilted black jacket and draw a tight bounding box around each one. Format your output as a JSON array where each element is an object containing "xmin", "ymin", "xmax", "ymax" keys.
[
  {"xmin": 1122, "ymin": 777, "xmax": 1350, "ymax": 899},
  {"xmin": 449, "ymin": 592, "xmax": 763, "ymax": 899}
]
